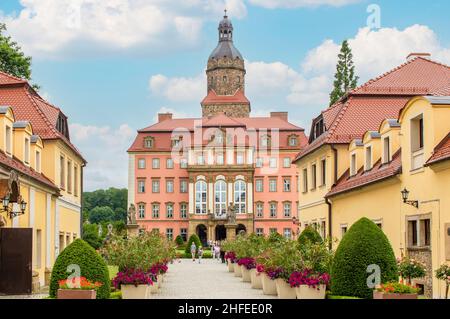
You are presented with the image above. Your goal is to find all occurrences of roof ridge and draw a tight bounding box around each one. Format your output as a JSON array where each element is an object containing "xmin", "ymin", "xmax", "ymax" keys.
[
  {"xmin": 33, "ymin": 93, "xmax": 62, "ymax": 112},
  {"xmin": 432, "ymin": 132, "xmax": 450, "ymax": 152},
  {"xmin": 324, "ymin": 96, "xmax": 353, "ymax": 142},
  {"xmin": 0, "ymin": 70, "xmax": 27, "ymax": 83}
]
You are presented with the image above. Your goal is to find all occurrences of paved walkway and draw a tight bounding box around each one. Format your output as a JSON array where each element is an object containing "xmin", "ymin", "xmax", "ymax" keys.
[{"xmin": 156, "ymin": 258, "xmax": 276, "ymax": 299}]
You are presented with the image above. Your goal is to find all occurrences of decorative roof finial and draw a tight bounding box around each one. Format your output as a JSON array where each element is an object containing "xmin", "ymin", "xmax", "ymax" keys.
[{"xmin": 224, "ymin": 9, "xmax": 228, "ymax": 18}]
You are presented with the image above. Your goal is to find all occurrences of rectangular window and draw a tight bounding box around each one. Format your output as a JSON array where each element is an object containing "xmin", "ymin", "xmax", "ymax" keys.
[
  {"xmin": 180, "ymin": 203, "xmax": 188, "ymax": 219},
  {"xmin": 321, "ymin": 159, "xmax": 326, "ymax": 186},
  {"xmin": 321, "ymin": 221, "xmax": 326, "ymax": 239},
  {"xmin": 255, "ymin": 158, "xmax": 263, "ymax": 168},
  {"xmin": 166, "ymin": 158, "xmax": 174, "ymax": 169},
  {"xmin": 152, "ymin": 158, "xmax": 160, "ymax": 169},
  {"xmin": 383, "ymin": 137, "xmax": 391, "ymax": 163},
  {"xmin": 138, "ymin": 158, "xmax": 146, "ymax": 169},
  {"xmin": 408, "ymin": 220, "xmax": 418, "ymax": 247},
  {"xmin": 256, "ymin": 203, "xmax": 263, "ymax": 218},
  {"xmin": 283, "ymin": 202, "xmax": 291, "ymax": 217},
  {"xmin": 152, "ymin": 180, "xmax": 160, "ymax": 193},
  {"xmin": 269, "ymin": 158, "xmax": 277, "ymax": 168},
  {"xmin": 270, "ymin": 203, "xmax": 277, "ymax": 218},
  {"xmin": 365, "ymin": 147, "xmax": 372, "ymax": 171},
  {"xmin": 35, "ymin": 151, "xmax": 41, "ymax": 173},
  {"xmin": 67, "ymin": 160, "xmax": 72, "ymax": 193},
  {"xmin": 269, "ymin": 179, "xmax": 277, "ymax": 192},
  {"xmin": 283, "ymin": 228, "xmax": 292, "ymax": 239},
  {"xmin": 166, "ymin": 204, "xmax": 174, "ymax": 218},
  {"xmin": 236, "ymin": 152, "xmax": 244, "ymax": 165},
  {"xmin": 419, "ymin": 118, "xmax": 424, "ymax": 149},
  {"xmin": 256, "ymin": 228, "xmax": 264, "ymax": 236},
  {"xmin": 166, "ymin": 229, "xmax": 173, "ymax": 241},
  {"xmin": 138, "ymin": 204, "xmax": 145, "ymax": 219},
  {"xmin": 138, "ymin": 180, "xmax": 146, "ymax": 193},
  {"xmin": 74, "ymin": 165, "xmax": 78, "ymax": 197},
  {"xmin": 180, "ymin": 158, "xmax": 188, "ymax": 168},
  {"xmin": 197, "ymin": 155, "xmax": 205, "ymax": 165},
  {"xmin": 311, "ymin": 164, "xmax": 317, "ymax": 189},
  {"xmin": 269, "ymin": 228, "xmax": 278, "ymax": 234},
  {"xmin": 144, "ymin": 138, "xmax": 153, "ymax": 148},
  {"xmin": 411, "ymin": 115, "xmax": 425, "ymax": 169},
  {"xmin": 5, "ymin": 126, "xmax": 12, "ymax": 154},
  {"xmin": 152, "ymin": 204, "xmax": 160, "ymax": 218},
  {"xmin": 180, "ymin": 179, "xmax": 188, "ymax": 193},
  {"xmin": 283, "ymin": 178, "xmax": 291, "ymax": 192},
  {"xmin": 422, "ymin": 219, "xmax": 431, "ymax": 246},
  {"xmin": 350, "ymin": 153, "xmax": 357, "ymax": 176},
  {"xmin": 24, "ymin": 137, "xmax": 30, "ymax": 164},
  {"xmin": 283, "ymin": 157, "xmax": 291, "ymax": 168},
  {"xmin": 166, "ymin": 180, "xmax": 174, "ymax": 193},
  {"xmin": 60, "ymin": 155, "xmax": 65, "ymax": 189},
  {"xmin": 302, "ymin": 168, "xmax": 308, "ymax": 193},
  {"xmin": 255, "ymin": 179, "xmax": 263, "ymax": 192},
  {"xmin": 216, "ymin": 153, "xmax": 224, "ymax": 165},
  {"xmin": 180, "ymin": 228, "xmax": 187, "ymax": 241},
  {"xmin": 341, "ymin": 225, "xmax": 348, "ymax": 237}
]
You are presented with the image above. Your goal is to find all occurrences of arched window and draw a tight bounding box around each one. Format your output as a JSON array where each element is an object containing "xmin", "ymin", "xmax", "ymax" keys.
[
  {"xmin": 234, "ymin": 180, "xmax": 246, "ymax": 214},
  {"xmin": 214, "ymin": 180, "xmax": 227, "ymax": 218},
  {"xmin": 195, "ymin": 181, "xmax": 207, "ymax": 214}
]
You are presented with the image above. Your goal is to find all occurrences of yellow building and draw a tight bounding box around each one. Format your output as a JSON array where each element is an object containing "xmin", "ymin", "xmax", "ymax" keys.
[
  {"xmin": 0, "ymin": 71, "xmax": 85, "ymax": 294},
  {"xmin": 294, "ymin": 54, "xmax": 450, "ymax": 298}
]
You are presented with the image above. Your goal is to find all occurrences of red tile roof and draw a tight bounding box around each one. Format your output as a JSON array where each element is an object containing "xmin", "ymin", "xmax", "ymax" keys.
[
  {"xmin": 201, "ymin": 89, "xmax": 250, "ymax": 105},
  {"xmin": 0, "ymin": 71, "xmax": 27, "ymax": 85},
  {"xmin": 0, "ymin": 76, "xmax": 85, "ymax": 162},
  {"xmin": 201, "ymin": 113, "xmax": 246, "ymax": 127},
  {"xmin": 294, "ymin": 57, "xmax": 450, "ymax": 162},
  {"xmin": 326, "ymin": 150, "xmax": 402, "ymax": 198},
  {"xmin": 425, "ymin": 133, "xmax": 450, "ymax": 166},
  {"xmin": 0, "ymin": 150, "xmax": 59, "ymax": 192}
]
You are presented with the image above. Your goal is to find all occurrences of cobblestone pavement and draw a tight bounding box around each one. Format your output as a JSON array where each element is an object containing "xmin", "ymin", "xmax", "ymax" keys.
[
  {"xmin": 0, "ymin": 293, "xmax": 48, "ymax": 299},
  {"xmin": 155, "ymin": 258, "xmax": 276, "ymax": 299}
]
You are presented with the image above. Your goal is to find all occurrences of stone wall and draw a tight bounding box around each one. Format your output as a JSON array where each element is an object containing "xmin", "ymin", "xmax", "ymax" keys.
[
  {"xmin": 207, "ymin": 58, "xmax": 245, "ymax": 96},
  {"xmin": 202, "ymin": 103, "xmax": 250, "ymax": 118},
  {"xmin": 408, "ymin": 248, "xmax": 433, "ymax": 298}
]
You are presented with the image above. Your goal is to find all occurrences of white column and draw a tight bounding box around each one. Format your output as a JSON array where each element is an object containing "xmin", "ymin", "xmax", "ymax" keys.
[
  {"xmin": 247, "ymin": 148, "xmax": 254, "ymax": 165},
  {"xmin": 29, "ymin": 187, "xmax": 35, "ymax": 227},
  {"xmin": 228, "ymin": 181, "xmax": 233, "ymax": 205},
  {"xmin": 208, "ymin": 181, "xmax": 214, "ymax": 213},
  {"xmin": 188, "ymin": 182, "xmax": 194, "ymax": 214},
  {"xmin": 247, "ymin": 182, "xmax": 253, "ymax": 214},
  {"xmin": 55, "ymin": 199, "xmax": 60, "ymax": 257},
  {"xmin": 46, "ymin": 194, "xmax": 52, "ymax": 268},
  {"xmin": 207, "ymin": 149, "xmax": 214, "ymax": 165},
  {"xmin": 226, "ymin": 149, "xmax": 234, "ymax": 165},
  {"xmin": 127, "ymin": 154, "xmax": 135, "ymax": 208}
]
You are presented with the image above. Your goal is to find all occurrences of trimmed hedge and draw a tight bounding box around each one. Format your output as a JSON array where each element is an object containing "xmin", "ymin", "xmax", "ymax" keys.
[
  {"xmin": 49, "ymin": 239, "xmax": 110, "ymax": 299},
  {"xmin": 331, "ymin": 218, "xmax": 398, "ymax": 299},
  {"xmin": 298, "ymin": 226, "xmax": 323, "ymax": 245},
  {"xmin": 175, "ymin": 235, "xmax": 184, "ymax": 246},
  {"xmin": 184, "ymin": 234, "xmax": 202, "ymax": 255}
]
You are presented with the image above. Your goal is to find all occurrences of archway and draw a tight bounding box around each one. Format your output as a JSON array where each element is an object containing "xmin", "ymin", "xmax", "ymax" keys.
[
  {"xmin": 236, "ymin": 224, "xmax": 247, "ymax": 236},
  {"xmin": 215, "ymin": 225, "xmax": 226, "ymax": 241},
  {"xmin": 196, "ymin": 224, "xmax": 207, "ymax": 246}
]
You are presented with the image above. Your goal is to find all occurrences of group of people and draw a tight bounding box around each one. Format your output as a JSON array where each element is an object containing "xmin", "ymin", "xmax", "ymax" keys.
[{"xmin": 189, "ymin": 240, "xmax": 226, "ymax": 264}]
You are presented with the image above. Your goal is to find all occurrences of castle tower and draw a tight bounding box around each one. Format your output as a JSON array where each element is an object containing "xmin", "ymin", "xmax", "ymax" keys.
[{"xmin": 201, "ymin": 11, "xmax": 251, "ymax": 118}]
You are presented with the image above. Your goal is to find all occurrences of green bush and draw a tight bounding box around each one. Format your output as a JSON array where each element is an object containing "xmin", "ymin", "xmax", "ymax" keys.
[
  {"xmin": 331, "ymin": 218, "xmax": 398, "ymax": 299},
  {"xmin": 49, "ymin": 239, "xmax": 110, "ymax": 299},
  {"xmin": 268, "ymin": 231, "xmax": 284, "ymax": 243},
  {"xmin": 298, "ymin": 226, "xmax": 323, "ymax": 245},
  {"xmin": 185, "ymin": 234, "xmax": 202, "ymax": 255},
  {"xmin": 175, "ymin": 235, "xmax": 184, "ymax": 246}
]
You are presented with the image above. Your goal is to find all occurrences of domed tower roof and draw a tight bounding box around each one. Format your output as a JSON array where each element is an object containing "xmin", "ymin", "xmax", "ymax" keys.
[{"xmin": 209, "ymin": 10, "xmax": 243, "ymax": 60}]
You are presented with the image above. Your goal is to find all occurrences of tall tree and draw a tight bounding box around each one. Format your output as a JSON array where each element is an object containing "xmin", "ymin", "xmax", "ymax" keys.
[
  {"xmin": 329, "ymin": 40, "xmax": 359, "ymax": 106},
  {"xmin": 0, "ymin": 23, "xmax": 39, "ymax": 90}
]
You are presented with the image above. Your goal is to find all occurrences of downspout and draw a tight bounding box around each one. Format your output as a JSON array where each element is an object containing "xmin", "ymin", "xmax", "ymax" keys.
[
  {"xmin": 326, "ymin": 144, "xmax": 338, "ymax": 250},
  {"xmin": 80, "ymin": 163, "xmax": 85, "ymax": 238}
]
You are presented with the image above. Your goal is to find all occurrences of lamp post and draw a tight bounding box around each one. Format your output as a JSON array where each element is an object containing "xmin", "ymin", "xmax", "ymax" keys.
[
  {"xmin": 1, "ymin": 194, "xmax": 27, "ymax": 220},
  {"xmin": 401, "ymin": 188, "xmax": 419, "ymax": 209}
]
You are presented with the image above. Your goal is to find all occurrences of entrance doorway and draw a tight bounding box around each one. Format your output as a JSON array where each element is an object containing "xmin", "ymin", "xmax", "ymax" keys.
[
  {"xmin": 236, "ymin": 224, "xmax": 247, "ymax": 236},
  {"xmin": 215, "ymin": 225, "xmax": 226, "ymax": 241},
  {"xmin": 196, "ymin": 224, "xmax": 207, "ymax": 246}
]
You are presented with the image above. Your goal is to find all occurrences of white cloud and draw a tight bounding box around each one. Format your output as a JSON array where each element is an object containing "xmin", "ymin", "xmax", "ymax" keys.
[
  {"xmin": 70, "ymin": 123, "xmax": 135, "ymax": 191},
  {"xmin": 248, "ymin": 0, "xmax": 361, "ymax": 9},
  {"xmin": 149, "ymin": 73, "xmax": 206, "ymax": 102},
  {"xmin": 152, "ymin": 107, "xmax": 198, "ymax": 122}
]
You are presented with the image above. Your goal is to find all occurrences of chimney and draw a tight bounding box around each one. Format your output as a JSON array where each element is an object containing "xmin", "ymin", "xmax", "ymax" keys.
[
  {"xmin": 407, "ymin": 52, "xmax": 431, "ymax": 61},
  {"xmin": 158, "ymin": 113, "xmax": 173, "ymax": 122},
  {"xmin": 270, "ymin": 112, "xmax": 288, "ymax": 122}
]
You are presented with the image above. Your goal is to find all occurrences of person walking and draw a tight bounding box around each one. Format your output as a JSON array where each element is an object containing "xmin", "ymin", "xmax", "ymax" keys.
[
  {"xmin": 198, "ymin": 246, "xmax": 204, "ymax": 264},
  {"xmin": 190, "ymin": 242, "xmax": 197, "ymax": 262},
  {"xmin": 214, "ymin": 244, "xmax": 221, "ymax": 261}
]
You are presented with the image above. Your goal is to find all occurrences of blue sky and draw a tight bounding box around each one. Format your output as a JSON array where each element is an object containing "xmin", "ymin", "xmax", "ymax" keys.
[{"xmin": 1, "ymin": 0, "xmax": 450, "ymax": 190}]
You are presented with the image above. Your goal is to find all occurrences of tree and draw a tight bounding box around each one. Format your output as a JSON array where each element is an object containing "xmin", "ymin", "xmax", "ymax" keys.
[
  {"xmin": 83, "ymin": 188, "xmax": 128, "ymax": 223},
  {"xmin": 298, "ymin": 226, "xmax": 323, "ymax": 246},
  {"xmin": 329, "ymin": 40, "xmax": 359, "ymax": 106},
  {"xmin": 0, "ymin": 23, "xmax": 39, "ymax": 90},
  {"xmin": 88, "ymin": 206, "xmax": 115, "ymax": 224}
]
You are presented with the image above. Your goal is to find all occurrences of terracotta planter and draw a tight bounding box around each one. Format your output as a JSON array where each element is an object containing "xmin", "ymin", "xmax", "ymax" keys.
[
  {"xmin": 234, "ymin": 263, "xmax": 242, "ymax": 277},
  {"xmin": 295, "ymin": 285, "xmax": 326, "ymax": 300},
  {"xmin": 261, "ymin": 273, "xmax": 278, "ymax": 296},
  {"xmin": 121, "ymin": 285, "xmax": 151, "ymax": 299},
  {"xmin": 227, "ymin": 260, "xmax": 234, "ymax": 272},
  {"xmin": 241, "ymin": 266, "xmax": 252, "ymax": 282},
  {"xmin": 250, "ymin": 269, "xmax": 263, "ymax": 289},
  {"xmin": 57, "ymin": 289, "xmax": 96, "ymax": 299},
  {"xmin": 276, "ymin": 279, "xmax": 297, "ymax": 299},
  {"xmin": 373, "ymin": 291, "xmax": 418, "ymax": 300}
]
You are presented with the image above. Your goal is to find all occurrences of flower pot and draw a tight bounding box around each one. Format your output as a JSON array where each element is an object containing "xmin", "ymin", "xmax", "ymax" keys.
[
  {"xmin": 241, "ymin": 266, "xmax": 252, "ymax": 282},
  {"xmin": 57, "ymin": 289, "xmax": 96, "ymax": 299},
  {"xmin": 121, "ymin": 285, "xmax": 151, "ymax": 299},
  {"xmin": 234, "ymin": 263, "xmax": 242, "ymax": 277},
  {"xmin": 250, "ymin": 269, "xmax": 263, "ymax": 289},
  {"xmin": 227, "ymin": 260, "xmax": 234, "ymax": 272},
  {"xmin": 150, "ymin": 280, "xmax": 159, "ymax": 294},
  {"xmin": 276, "ymin": 279, "xmax": 297, "ymax": 299},
  {"xmin": 261, "ymin": 273, "xmax": 278, "ymax": 296},
  {"xmin": 295, "ymin": 285, "xmax": 326, "ymax": 300},
  {"xmin": 373, "ymin": 291, "xmax": 418, "ymax": 300}
]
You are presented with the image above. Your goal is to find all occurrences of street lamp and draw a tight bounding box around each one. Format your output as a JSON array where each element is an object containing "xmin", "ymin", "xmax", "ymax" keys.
[
  {"xmin": 401, "ymin": 188, "xmax": 419, "ymax": 209},
  {"xmin": 1, "ymin": 194, "xmax": 27, "ymax": 219}
]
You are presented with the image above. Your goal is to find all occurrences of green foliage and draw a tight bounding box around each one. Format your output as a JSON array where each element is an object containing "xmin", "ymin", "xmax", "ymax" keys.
[
  {"xmin": 329, "ymin": 40, "xmax": 359, "ymax": 106},
  {"xmin": 397, "ymin": 256, "xmax": 426, "ymax": 284},
  {"xmin": 0, "ymin": 23, "xmax": 39, "ymax": 89},
  {"xmin": 82, "ymin": 221, "xmax": 126, "ymax": 250},
  {"xmin": 175, "ymin": 235, "xmax": 184, "ymax": 246},
  {"xmin": 83, "ymin": 188, "xmax": 127, "ymax": 223},
  {"xmin": 299, "ymin": 239, "xmax": 334, "ymax": 274},
  {"xmin": 377, "ymin": 282, "xmax": 419, "ymax": 294},
  {"xmin": 88, "ymin": 206, "xmax": 115, "ymax": 224},
  {"xmin": 185, "ymin": 234, "xmax": 202, "ymax": 255},
  {"xmin": 109, "ymin": 291, "xmax": 122, "ymax": 299},
  {"xmin": 435, "ymin": 263, "xmax": 450, "ymax": 299},
  {"xmin": 268, "ymin": 231, "xmax": 284, "ymax": 244},
  {"xmin": 298, "ymin": 226, "xmax": 323, "ymax": 246},
  {"xmin": 49, "ymin": 239, "xmax": 110, "ymax": 299},
  {"xmin": 331, "ymin": 218, "xmax": 398, "ymax": 299}
]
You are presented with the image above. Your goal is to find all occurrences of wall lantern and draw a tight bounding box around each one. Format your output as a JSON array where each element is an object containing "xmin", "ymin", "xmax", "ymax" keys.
[
  {"xmin": 401, "ymin": 188, "xmax": 419, "ymax": 209},
  {"xmin": 1, "ymin": 193, "xmax": 27, "ymax": 219}
]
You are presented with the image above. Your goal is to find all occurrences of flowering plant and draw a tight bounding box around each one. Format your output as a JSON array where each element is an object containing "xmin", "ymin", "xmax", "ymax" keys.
[
  {"xmin": 224, "ymin": 251, "xmax": 237, "ymax": 263},
  {"xmin": 266, "ymin": 267, "xmax": 283, "ymax": 280},
  {"xmin": 237, "ymin": 257, "xmax": 256, "ymax": 270},
  {"xmin": 256, "ymin": 264, "xmax": 265, "ymax": 273},
  {"xmin": 435, "ymin": 263, "xmax": 450, "ymax": 299},
  {"xmin": 376, "ymin": 282, "xmax": 419, "ymax": 294},
  {"xmin": 112, "ymin": 268, "xmax": 154, "ymax": 289},
  {"xmin": 151, "ymin": 262, "xmax": 168, "ymax": 275},
  {"xmin": 58, "ymin": 277, "xmax": 103, "ymax": 290},
  {"xmin": 288, "ymin": 269, "xmax": 330, "ymax": 289},
  {"xmin": 397, "ymin": 257, "xmax": 426, "ymax": 284}
]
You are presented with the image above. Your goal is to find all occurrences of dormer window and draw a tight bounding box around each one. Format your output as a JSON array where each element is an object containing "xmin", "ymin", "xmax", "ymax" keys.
[
  {"xmin": 314, "ymin": 119, "xmax": 325, "ymax": 139},
  {"xmin": 365, "ymin": 146, "xmax": 372, "ymax": 171},
  {"xmin": 5, "ymin": 125, "xmax": 12, "ymax": 154},
  {"xmin": 144, "ymin": 137, "xmax": 154, "ymax": 149},
  {"xmin": 171, "ymin": 138, "xmax": 181, "ymax": 148},
  {"xmin": 56, "ymin": 114, "xmax": 69, "ymax": 139},
  {"xmin": 350, "ymin": 153, "xmax": 357, "ymax": 176},
  {"xmin": 35, "ymin": 150, "xmax": 41, "ymax": 173},
  {"xmin": 261, "ymin": 135, "xmax": 271, "ymax": 148},
  {"xmin": 288, "ymin": 136, "xmax": 298, "ymax": 147},
  {"xmin": 24, "ymin": 137, "xmax": 30, "ymax": 165},
  {"xmin": 383, "ymin": 137, "xmax": 391, "ymax": 164},
  {"xmin": 411, "ymin": 114, "xmax": 424, "ymax": 170}
]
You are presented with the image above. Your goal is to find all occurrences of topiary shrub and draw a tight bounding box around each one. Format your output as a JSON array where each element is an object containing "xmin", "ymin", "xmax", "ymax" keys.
[
  {"xmin": 331, "ymin": 218, "xmax": 398, "ymax": 299},
  {"xmin": 49, "ymin": 239, "xmax": 110, "ymax": 299},
  {"xmin": 175, "ymin": 235, "xmax": 184, "ymax": 246},
  {"xmin": 185, "ymin": 234, "xmax": 202, "ymax": 255},
  {"xmin": 298, "ymin": 226, "xmax": 323, "ymax": 246}
]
